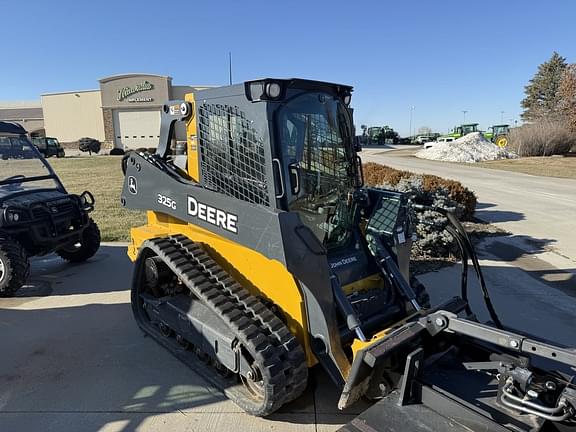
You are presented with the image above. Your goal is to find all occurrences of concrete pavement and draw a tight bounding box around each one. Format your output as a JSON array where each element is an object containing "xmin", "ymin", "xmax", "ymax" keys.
[
  {"xmin": 421, "ymin": 236, "xmax": 576, "ymax": 348},
  {"xmin": 0, "ymin": 245, "xmax": 368, "ymax": 432},
  {"xmin": 1, "ymin": 237, "xmax": 575, "ymax": 432},
  {"xmin": 361, "ymin": 148, "xmax": 576, "ymax": 267}
]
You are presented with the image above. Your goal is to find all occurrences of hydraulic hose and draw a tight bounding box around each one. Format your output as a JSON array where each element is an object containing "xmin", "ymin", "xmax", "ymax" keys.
[
  {"xmin": 445, "ymin": 225, "xmax": 472, "ymax": 317},
  {"xmin": 413, "ymin": 204, "xmax": 503, "ymax": 328}
]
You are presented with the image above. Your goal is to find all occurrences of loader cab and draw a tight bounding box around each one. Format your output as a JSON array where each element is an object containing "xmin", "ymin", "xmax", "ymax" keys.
[
  {"xmin": 273, "ymin": 84, "xmax": 359, "ymax": 251},
  {"xmin": 190, "ymin": 78, "xmax": 361, "ymax": 251},
  {"xmin": 184, "ymin": 79, "xmax": 407, "ymax": 286},
  {"xmin": 490, "ymin": 124, "xmax": 509, "ymax": 136},
  {"xmin": 453, "ymin": 123, "xmax": 479, "ymax": 137},
  {"xmin": 262, "ymin": 81, "xmax": 401, "ymax": 294}
]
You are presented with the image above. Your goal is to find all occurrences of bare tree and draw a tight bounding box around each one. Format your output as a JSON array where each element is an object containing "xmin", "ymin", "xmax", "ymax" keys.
[{"xmin": 559, "ymin": 64, "xmax": 576, "ymax": 133}]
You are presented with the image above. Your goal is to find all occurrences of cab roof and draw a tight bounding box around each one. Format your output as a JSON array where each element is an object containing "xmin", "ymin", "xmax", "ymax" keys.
[{"xmin": 0, "ymin": 121, "xmax": 27, "ymax": 135}]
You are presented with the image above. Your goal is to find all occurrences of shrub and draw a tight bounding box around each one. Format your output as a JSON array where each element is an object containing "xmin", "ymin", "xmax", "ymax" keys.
[
  {"xmin": 363, "ymin": 162, "xmax": 477, "ymax": 220},
  {"xmin": 384, "ymin": 177, "xmax": 461, "ymax": 257},
  {"xmin": 508, "ymin": 120, "xmax": 576, "ymax": 156},
  {"xmin": 78, "ymin": 137, "xmax": 101, "ymax": 155}
]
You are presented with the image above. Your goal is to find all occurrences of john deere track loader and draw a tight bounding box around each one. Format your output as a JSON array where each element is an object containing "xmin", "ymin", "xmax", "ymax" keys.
[{"xmin": 121, "ymin": 79, "xmax": 576, "ymax": 430}]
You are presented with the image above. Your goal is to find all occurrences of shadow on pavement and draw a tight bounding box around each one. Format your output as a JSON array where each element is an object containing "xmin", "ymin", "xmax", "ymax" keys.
[
  {"xmin": 475, "ymin": 202, "xmax": 496, "ymax": 210},
  {"xmin": 423, "ymin": 262, "xmax": 576, "ymax": 350},
  {"xmin": 475, "ymin": 209, "xmax": 525, "ymax": 223},
  {"xmin": 0, "ymin": 244, "xmax": 364, "ymax": 431},
  {"xmin": 0, "ymin": 302, "xmax": 230, "ymax": 432},
  {"xmin": 481, "ymin": 235, "xmax": 554, "ymax": 260},
  {"xmin": 479, "ymin": 236, "xmax": 575, "ymax": 297},
  {"xmin": 0, "ymin": 301, "xmax": 362, "ymax": 431},
  {"xmin": 15, "ymin": 245, "xmax": 132, "ymax": 299}
]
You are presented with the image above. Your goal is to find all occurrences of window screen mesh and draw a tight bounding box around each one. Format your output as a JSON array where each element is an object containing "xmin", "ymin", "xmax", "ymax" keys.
[
  {"xmin": 197, "ymin": 104, "xmax": 270, "ymax": 206},
  {"xmin": 293, "ymin": 114, "xmax": 348, "ymax": 175},
  {"xmin": 367, "ymin": 196, "xmax": 401, "ymax": 236}
]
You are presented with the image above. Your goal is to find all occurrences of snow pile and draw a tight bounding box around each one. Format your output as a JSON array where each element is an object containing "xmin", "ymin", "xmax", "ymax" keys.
[{"xmin": 416, "ymin": 132, "xmax": 517, "ymax": 163}]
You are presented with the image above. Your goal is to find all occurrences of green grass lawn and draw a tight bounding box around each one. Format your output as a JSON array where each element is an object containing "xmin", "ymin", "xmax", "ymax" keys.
[{"xmin": 50, "ymin": 156, "xmax": 146, "ymax": 241}]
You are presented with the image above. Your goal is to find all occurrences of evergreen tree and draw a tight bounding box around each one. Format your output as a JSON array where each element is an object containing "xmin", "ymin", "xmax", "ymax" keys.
[
  {"xmin": 521, "ymin": 52, "xmax": 567, "ymax": 121},
  {"xmin": 559, "ymin": 64, "xmax": 576, "ymax": 132}
]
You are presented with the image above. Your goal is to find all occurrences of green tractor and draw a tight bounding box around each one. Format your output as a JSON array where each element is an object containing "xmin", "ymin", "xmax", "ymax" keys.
[
  {"xmin": 365, "ymin": 126, "xmax": 399, "ymax": 145},
  {"xmin": 447, "ymin": 123, "xmax": 479, "ymax": 139},
  {"xmin": 433, "ymin": 123, "xmax": 479, "ymax": 144},
  {"xmin": 484, "ymin": 124, "xmax": 510, "ymax": 148}
]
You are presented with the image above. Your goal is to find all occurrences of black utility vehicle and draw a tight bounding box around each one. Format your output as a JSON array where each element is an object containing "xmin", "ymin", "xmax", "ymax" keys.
[
  {"xmin": 32, "ymin": 136, "xmax": 65, "ymax": 158},
  {"xmin": 0, "ymin": 122, "xmax": 100, "ymax": 296}
]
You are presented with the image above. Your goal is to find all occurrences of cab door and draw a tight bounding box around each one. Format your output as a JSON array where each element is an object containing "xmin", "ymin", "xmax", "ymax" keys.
[{"xmin": 275, "ymin": 91, "xmax": 358, "ymax": 250}]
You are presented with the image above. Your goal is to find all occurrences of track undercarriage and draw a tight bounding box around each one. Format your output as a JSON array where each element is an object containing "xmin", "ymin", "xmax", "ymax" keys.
[{"xmin": 131, "ymin": 235, "xmax": 308, "ymax": 416}]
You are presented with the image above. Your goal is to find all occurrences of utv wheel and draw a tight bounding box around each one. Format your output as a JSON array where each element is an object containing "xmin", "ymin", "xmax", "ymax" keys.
[
  {"xmin": 56, "ymin": 219, "xmax": 101, "ymax": 263},
  {"xmin": 110, "ymin": 148, "xmax": 125, "ymax": 156},
  {"xmin": 0, "ymin": 238, "xmax": 30, "ymax": 297}
]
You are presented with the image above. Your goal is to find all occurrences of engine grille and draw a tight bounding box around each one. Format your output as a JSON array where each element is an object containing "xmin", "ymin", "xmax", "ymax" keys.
[
  {"xmin": 197, "ymin": 103, "xmax": 270, "ymax": 206},
  {"xmin": 31, "ymin": 199, "xmax": 75, "ymax": 219}
]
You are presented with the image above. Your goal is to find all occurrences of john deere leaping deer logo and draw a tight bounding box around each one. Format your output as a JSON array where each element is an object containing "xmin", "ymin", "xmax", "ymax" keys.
[
  {"xmin": 128, "ymin": 176, "xmax": 138, "ymax": 195},
  {"xmin": 117, "ymin": 81, "xmax": 154, "ymax": 102}
]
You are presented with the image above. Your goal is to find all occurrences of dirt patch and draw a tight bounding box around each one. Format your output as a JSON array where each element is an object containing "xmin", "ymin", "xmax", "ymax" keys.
[{"xmin": 50, "ymin": 156, "xmax": 146, "ymax": 241}]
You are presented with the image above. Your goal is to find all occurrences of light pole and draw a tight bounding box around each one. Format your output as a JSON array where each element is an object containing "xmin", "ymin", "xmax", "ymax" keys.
[
  {"xmin": 500, "ymin": 111, "xmax": 505, "ymax": 123},
  {"xmin": 409, "ymin": 106, "xmax": 415, "ymax": 141},
  {"xmin": 462, "ymin": 110, "xmax": 468, "ymax": 123}
]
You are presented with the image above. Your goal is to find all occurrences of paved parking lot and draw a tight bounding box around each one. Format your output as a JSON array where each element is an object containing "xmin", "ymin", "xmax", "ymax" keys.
[{"xmin": 1, "ymin": 239, "xmax": 574, "ymax": 432}]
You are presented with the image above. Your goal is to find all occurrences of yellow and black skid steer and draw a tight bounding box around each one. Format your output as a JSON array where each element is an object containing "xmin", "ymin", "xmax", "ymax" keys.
[{"xmin": 121, "ymin": 78, "xmax": 576, "ymax": 430}]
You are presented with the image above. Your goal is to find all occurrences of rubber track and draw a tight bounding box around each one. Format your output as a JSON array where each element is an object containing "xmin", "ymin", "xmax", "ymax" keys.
[{"xmin": 139, "ymin": 235, "xmax": 308, "ymax": 416}]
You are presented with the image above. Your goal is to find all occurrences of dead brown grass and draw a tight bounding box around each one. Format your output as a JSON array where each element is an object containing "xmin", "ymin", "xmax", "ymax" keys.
[
  {"xmin": 477, "ymin": 156, "xmax": 576, "ymax": 179},
  {"xmin": 50, "ymin": 156, "xmax": 146, "ymax": 241}
]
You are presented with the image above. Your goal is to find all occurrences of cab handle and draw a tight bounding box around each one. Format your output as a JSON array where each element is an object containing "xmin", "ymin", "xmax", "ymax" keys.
[
  {"xmin": 288, "ymin": 162, "xmax": 300, "ymax": 195},
  {"xmin": 272, "ymin": 159, "xmax": 285, "ymax": 199}
]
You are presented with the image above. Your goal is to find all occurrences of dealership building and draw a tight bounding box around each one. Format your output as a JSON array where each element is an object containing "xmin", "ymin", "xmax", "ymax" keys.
[
  {"xmin": 1, "ymin": 73, "xmax": 208, "ymax": 150},
  {"xmin": 0, "ymin": 101, "xmax": 44, "ymax": 136}
]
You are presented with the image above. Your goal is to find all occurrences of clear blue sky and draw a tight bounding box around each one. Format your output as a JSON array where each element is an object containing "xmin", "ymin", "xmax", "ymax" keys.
[{"xmin": 2, "ymin": 0, "xmax": 575, "ymax": 135}]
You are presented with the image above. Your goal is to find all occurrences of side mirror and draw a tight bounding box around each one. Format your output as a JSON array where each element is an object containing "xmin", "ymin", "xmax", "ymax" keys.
[
  {"xmin": 353, "ymin": 136, "xmax": 362, "ymax": 152},
  {"xmin": 288, "ymin": 162, "xmax": 300, "ymax": 195}
]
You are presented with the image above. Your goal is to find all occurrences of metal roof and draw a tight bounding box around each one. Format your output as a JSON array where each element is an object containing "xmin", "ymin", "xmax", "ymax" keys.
[
  {"xmin": 0, "ymin": 107, "xmax": 43, "ymax": 120},
  {"xmin": 0, "ymin": 100, "xmax": 41, "ymax": 109}
]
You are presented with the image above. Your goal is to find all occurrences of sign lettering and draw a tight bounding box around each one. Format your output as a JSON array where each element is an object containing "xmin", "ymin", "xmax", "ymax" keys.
[{"xmin": 117, "ymin": 81, "xmax": 154, "ymax": 101}]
